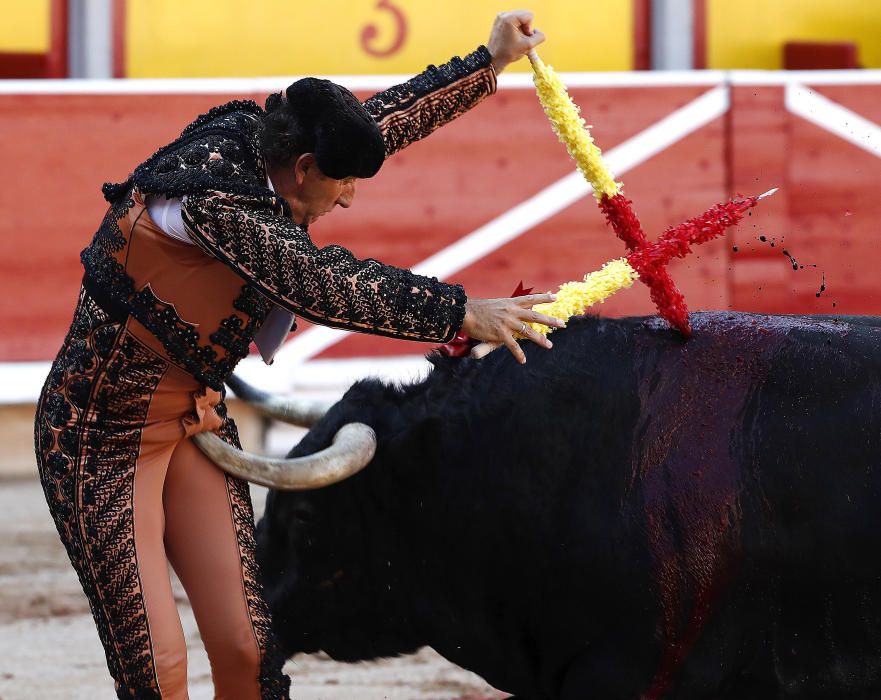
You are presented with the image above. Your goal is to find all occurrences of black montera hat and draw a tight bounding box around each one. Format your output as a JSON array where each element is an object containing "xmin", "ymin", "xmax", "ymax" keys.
[{"xmin": 278, "ymin": 77, "xmax": 385, "ymax": 179}]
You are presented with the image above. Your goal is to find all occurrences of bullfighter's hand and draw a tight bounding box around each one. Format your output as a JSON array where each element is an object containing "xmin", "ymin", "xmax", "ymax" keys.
[
  {"xmin": 487, "ymin": 10, "xmax": 546, "ymax": 74},
  {"xmin": 462, "ymin": 294, "xmax": 565, "ymax": 364}
]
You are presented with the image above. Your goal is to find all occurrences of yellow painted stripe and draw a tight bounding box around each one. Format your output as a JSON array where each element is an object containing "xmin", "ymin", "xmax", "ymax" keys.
[
  {"xmin": 708, "ymin": 0, "xmax": 881, "ymax": 69},
  {"xmin": 0, "ymin": 0, "xmax": 51, "ymax": 53},
  {"xmin": 124, "ymin": 0, "xmax": 636, "ymax": 77}
]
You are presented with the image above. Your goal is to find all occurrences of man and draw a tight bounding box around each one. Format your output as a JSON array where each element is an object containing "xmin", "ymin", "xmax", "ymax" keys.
[{"xmin": 35, "ymin": 10, "xmax": 559, "ymax": 699}]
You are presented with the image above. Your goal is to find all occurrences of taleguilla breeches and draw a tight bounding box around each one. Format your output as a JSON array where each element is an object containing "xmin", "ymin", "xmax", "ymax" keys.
[{"xmin": 34, "ymin": 290, "xmax": 290, "ymax": 699}]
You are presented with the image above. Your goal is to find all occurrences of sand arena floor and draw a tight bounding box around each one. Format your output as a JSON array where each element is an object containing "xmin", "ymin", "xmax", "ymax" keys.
[{"xmin": 0, "ymin": 476, "xmax": 507, "ymax": 700}]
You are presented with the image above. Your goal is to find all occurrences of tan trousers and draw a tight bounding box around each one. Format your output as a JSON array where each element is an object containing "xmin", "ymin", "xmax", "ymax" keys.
[
  {"xmin": 36, "ymin": 292, "xmax": 290, "ymax": 699},
  {"xmin": 135, "ymin": 436, "xmax": 264, "ymax": 699}
]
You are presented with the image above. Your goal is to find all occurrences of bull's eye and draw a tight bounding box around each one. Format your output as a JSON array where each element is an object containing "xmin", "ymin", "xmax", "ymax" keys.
[{"xmin": 293, "ymin": 507, "xmax": 315, "ymax": 524}]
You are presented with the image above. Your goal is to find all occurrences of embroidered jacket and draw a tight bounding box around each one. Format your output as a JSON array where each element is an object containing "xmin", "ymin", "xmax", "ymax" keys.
[{"xmin": 81, "ymin": 47, "xmax": 497, "ymax": 390}]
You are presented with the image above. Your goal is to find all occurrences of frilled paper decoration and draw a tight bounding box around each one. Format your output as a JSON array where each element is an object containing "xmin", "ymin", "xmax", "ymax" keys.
[
  {"xmin": 528, "ymin": 51, "xmax": 772, "ymax": 337},
  {"xmin": 524, "ymin": 258, "xmax": 639, "ymax": 336},
  {"xmin": 530, "ymin": 53, "xmax": 620, "ymax": 201}
]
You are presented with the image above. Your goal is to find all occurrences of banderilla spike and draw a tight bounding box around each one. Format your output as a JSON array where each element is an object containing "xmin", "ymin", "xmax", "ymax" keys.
[{"xmin": 754, "ymin": 187, "xmax": 780, "ymax": 201}]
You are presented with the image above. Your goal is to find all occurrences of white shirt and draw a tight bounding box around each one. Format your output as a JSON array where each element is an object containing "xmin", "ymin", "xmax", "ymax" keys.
[{"xmin": 145, "ymin": 178, "xmax": 296, "ymax": 365}]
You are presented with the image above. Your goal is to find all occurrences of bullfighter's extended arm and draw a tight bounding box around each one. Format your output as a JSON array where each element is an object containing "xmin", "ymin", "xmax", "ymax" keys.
[
  {"xmin": 181, "ymin": 190, "xmax": 466, "ymax": 342},
  {"xmin": 362, "ymin": 46, "xmax": 497, "ymax": 158}
]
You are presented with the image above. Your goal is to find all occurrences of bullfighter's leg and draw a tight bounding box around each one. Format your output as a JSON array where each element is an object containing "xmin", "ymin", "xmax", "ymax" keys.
[
  {"xmin": 71, "ymin": 434, "xmax": 191, "ymax": 699},
  {"xmin": 162, "ymin": 434, "xmax": 290, "ymax": 700},
  {"xmin": 35, "ymin": 315, "xmax": 191, "ymax": 699},
  {"xmin": 128, "ymin": 438, "xmax": 191, "ymax": 698}
]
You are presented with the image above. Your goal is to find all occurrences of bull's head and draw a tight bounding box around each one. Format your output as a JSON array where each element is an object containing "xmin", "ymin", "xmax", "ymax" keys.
[
  {"xmin": 191, "ymin": 374, "xmax": 376, "ymax": 490},
  {"xmin": 193, "ymin": 374, "xmax": 418, "ymax": 659}
]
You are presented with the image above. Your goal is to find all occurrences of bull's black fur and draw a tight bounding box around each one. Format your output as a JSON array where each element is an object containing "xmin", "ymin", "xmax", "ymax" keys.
[{"xmin": 254, "ymin": 311, "xmax": 881, "ymax": 699}]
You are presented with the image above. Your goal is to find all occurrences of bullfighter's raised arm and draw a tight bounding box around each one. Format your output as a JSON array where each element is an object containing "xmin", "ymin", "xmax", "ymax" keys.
[
  {"xmin": 363, "ymin": 10, "xmax": 546, "ymax": 158},
  {"xmin": 361, "ymin": 47, "xmax": 497, "ymax": 158}
]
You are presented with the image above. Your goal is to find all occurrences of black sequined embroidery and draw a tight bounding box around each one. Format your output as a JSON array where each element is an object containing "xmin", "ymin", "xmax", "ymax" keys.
[
  {"xmin": 183, "ymin": 191, "xmax": 466, "ymax": 343},
  {"xmin": 363, "ymin": 46, "xmax": 496, "ymax": 157},
  {"xmin": 34, "ymin": 290, "xmax": 167, "ymax": 699},
  {"xmin": 84, "ymin": 49, "xmax": 494, "ymax": 388},
  {"xmin": 216, "ymin": 407, "xmax": 292, "ymax": 699},
  {"xmin": 80, "ymin": 191, "xmax": 271, "ymax": 391},
  {"xmin": 102, "ymin": 101, "xmax": 286, "ymax": 215}
]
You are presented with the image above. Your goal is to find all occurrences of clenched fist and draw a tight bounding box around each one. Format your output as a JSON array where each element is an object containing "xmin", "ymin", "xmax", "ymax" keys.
[{"xmin": 486, "ymin": 10, "xmax": 546, "ymax": 74}]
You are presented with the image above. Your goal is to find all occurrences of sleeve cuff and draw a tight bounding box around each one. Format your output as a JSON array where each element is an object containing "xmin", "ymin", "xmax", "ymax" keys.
[
  {"xmin": 473, "ymin": 45, "xmax": 498, "ymax": 95},
  {"xmin": 442, "ymin": 284, "xmax": 468, "ymax": 343}
]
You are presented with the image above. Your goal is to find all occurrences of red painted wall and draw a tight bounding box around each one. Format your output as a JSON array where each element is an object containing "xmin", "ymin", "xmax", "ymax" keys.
[{"xmin": 0, "ymin": 80, "xmax": 876, "ymax": 363}]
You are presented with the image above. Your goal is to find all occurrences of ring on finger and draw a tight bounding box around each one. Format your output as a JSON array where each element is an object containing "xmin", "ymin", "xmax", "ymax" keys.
[{"xmin": 519, "ymin": 322, "xmax": 528, "ymax": 335}]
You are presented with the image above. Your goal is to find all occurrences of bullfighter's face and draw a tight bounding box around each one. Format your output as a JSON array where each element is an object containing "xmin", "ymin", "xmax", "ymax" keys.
[{"xmin": 272, "ymin": 152, "xmax": 357, "ymax": 226}]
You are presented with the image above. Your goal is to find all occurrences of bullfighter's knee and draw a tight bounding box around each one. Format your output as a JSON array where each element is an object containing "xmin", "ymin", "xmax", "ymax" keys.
[
  {"xmin": 150, "ymin": 643, "xmax": 188, "ymax": 699},
  {"xmin": 207, "ymin": 631, "xmax": 263, "ymax": 699}
]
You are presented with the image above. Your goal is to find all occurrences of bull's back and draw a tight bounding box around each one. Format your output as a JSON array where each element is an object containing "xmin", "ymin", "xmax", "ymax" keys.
[
  {"xmin": 262, "ymin": 311, "xmax": 881, "ymax": 699},
  {"xmin": 734, "ymin": 315, "xmax": 881, "ymax": 695},
  {"xmin": 621, "ymin": 312, "xmax": 881, "ymax": 697},
  {"xmin": 491, "ymin": 311, "xmax": 881, "ymax": 697},
  {"xmin": 425, "ymin": 312, "xmax": 881, "ymax": 697},
  {"xmin": 630, "ymin": 312, "xmax": 881, "ymax": 566}
]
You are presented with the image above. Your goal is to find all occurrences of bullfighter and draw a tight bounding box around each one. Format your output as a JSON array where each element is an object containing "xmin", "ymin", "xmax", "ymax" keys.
[{"xmin": 34, "ymin": 9, "xmax": 561, "ymax": 700}]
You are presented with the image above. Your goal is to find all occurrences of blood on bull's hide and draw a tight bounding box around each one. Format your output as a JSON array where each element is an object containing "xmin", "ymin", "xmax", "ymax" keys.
[{"xmin": 251, "ymin": 312, "xmax": 881, "ymax": 700}]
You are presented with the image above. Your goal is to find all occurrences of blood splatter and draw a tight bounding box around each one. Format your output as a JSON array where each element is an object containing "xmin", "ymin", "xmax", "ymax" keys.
[{"xmin": 751, "ymin": 236, "xmax": 829, "ymax": 303}]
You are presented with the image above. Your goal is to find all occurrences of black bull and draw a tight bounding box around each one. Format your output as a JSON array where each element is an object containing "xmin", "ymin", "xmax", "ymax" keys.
[{"xmin": 253, "ymin": 312, "xmax": 881, "ymax": 699}]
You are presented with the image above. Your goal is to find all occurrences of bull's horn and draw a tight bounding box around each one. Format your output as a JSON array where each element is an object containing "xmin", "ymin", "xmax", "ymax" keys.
[
  {"xmin": 226, "ymin": 374, "xmax": 334, "ymax": 428},
  {"xmin": 193, "ymin": 423, "xmax": 376, "ymax": 490}
]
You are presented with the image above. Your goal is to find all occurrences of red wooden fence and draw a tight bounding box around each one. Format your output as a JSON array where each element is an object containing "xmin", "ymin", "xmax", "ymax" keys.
[{"xmin": 1, "ymin": 72, "xmax": 878, "ymax": 367}]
